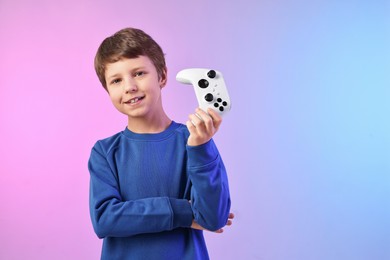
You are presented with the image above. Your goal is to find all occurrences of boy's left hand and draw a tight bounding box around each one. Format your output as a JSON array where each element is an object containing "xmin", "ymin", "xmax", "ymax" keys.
[
  {"xmin": 186, "ymin": 108, "xmax": 222, "ymax": 146},
  {"xmin": 191, "ymin": 213, "xmax": 234, "ymax": 233}
]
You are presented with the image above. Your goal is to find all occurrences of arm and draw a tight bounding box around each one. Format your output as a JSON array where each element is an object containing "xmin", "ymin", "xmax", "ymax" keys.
[
  {"xmin": 88, "ymin": 143, "xmax": 193, "ymax": 238},
  {"xmin": 186, "ymin": 108, "xmax": 231, "ymax": 231},
  {"xmin": 191, "ymin": 213, "xmax": 235, "ymax": 233}
]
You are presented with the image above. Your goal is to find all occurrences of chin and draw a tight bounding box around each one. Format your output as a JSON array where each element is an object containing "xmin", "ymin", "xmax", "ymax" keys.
[{"xmin": 124, "ymin": 110, "xmax": 148, "ymax": 118}]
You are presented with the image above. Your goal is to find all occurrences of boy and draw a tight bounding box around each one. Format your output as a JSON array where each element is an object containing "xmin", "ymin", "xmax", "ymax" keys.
[{"xmin": 88, "ymin": 27, "xmax": 232, "ymax": 260}]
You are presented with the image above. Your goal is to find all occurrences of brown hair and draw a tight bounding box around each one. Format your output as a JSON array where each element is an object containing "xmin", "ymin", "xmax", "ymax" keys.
[{"xmin": 94, "ymin": 28, "xmax": 166, "ymax": 90}]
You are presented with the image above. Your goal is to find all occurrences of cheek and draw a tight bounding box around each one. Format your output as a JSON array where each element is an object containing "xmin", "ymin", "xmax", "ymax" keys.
[{"xmin": 108, "ymin": 90, "xmax": 122, "ymax": 103}]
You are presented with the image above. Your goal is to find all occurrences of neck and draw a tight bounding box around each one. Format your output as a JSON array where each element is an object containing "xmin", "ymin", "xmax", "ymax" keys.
[{"xmin": 127, "ymin": 112, "xmax": 171, "ymax": 134}]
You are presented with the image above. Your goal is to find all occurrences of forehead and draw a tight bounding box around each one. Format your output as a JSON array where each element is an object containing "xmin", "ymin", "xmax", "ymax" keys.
[{"xmin": 105, "ymin": 55, "xmax": 155, "ymax": 78}]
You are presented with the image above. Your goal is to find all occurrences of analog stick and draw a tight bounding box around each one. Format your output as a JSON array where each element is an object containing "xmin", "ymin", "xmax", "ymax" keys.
[
  {"xmin": 204, "ymin": 93, "xmax": 214, "ymax": 102},
  {"xmin": 198, "ymin": 79, "xmax": 209, "ymax": 88},
  {"xmin": 207, "ymin": 70, "xmax": 216, "ymax": 79}
]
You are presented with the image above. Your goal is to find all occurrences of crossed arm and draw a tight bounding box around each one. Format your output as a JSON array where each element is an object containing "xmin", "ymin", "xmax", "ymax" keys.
[
  {"xmin": 89, "ymin": 107, "xmax": 233, "ymax": 237},
  {"xmin": 186, "ymin": 107, "xmax": 233, "ymax": 233}
]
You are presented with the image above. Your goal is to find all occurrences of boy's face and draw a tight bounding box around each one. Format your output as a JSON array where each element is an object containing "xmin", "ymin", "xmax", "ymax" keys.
[{"xmin": 104, "ymin": 56, "xmax": 167, "ymax": 119}]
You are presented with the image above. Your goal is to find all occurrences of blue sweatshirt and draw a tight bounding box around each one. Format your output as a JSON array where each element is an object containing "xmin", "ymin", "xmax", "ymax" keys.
[{"xmin": 88, "ymin": 121, "xmax": 231, "ymax": 260}]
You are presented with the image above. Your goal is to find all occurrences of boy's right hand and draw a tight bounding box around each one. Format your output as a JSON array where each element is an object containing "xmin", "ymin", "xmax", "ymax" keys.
[
  {"xmin": 190, "ymin": 213, "xmax": 234, "ymax": 233},
  {"xmin": 186, "ymin": 108, "xmax": 222, "ymax": 146}
]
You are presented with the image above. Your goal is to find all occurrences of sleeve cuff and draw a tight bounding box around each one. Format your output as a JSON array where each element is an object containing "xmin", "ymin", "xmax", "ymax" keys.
[
  {"xmin": 169, "ymin": 198, "xmax": 193, "ymax": 228},
  {"xmin": 186, "ymin": 139, "xmax": 219, "ymax": 167}
]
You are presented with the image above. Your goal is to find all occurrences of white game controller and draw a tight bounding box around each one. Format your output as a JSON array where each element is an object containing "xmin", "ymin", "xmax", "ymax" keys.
[{"xmin": 176, "ymin": 68, "xmax": 231, "ymax": 116}]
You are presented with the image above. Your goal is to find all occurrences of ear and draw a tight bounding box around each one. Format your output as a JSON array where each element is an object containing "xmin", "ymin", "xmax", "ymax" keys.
[{"xmin": 159, "ymin": 67, "xmax": 168, "ymax": 88}]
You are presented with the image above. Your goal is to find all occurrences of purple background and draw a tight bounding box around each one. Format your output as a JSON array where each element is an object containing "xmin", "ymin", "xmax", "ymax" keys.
[{"xmin": 1, "ymin": 0, "xmax": 389, "ymax": 259}]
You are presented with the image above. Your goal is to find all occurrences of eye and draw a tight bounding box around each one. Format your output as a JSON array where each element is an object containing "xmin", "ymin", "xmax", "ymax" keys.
[
  {"xmin": 111, "ymin": 78, "xmax": 122, "ymax": 85},
  {"xmin": 134, "ymin": 71, "xmax": 145, "ymax": 77}
]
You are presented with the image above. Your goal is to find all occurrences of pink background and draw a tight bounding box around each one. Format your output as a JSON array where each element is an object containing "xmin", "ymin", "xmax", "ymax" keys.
[{"xmin": 1, "ymin": 0, "xmax": 389, "ymax": 259}]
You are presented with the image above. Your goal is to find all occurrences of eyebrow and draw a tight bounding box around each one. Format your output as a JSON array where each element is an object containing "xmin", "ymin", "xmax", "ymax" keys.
[
  {"xmin": 107, "ymin": 73, "xmax": 121, "ymax": 81},
  {"xmin": 131, "ymin": 66, "xmax": 147, "ymax": 72},
  {"xmin": 106, "ymin": 67, "xmax": 147, "ymax": 81}
]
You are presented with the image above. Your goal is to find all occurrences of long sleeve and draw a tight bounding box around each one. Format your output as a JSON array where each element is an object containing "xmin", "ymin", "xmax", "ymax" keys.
[
  {"xmin": 88, "ymin": 142, "xmax": 193, "ymax": 238},
  {"xmin": 187, "ymin": 139, "xmax": 231, "ymax": 231}
]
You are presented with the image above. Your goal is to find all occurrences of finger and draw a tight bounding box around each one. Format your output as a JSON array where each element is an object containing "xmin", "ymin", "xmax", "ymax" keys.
[
  {"xmin": 207, "ymin": 108, "xmax": 222, "ymax": 130},
  {"xmin": 186, "ymin": 120, "xmax": 196, "ymax": 135},
  {"xmin": 194, "ymin": 110, "xmax": 203, "ymax": 121},
  {"xmin": 214, "ymin": 228, "xmax": 224, "ymax": 234},
  {"xmin": 188, "ymin": 113, "xmax": 206, "ymax": 132},
  {"xmin": 226, "ymin": 213, "xmax": 235, "ymax": 226},
  {"xmin": 195, "ymin": 108, "xmax": 214, "ymax": 131}
]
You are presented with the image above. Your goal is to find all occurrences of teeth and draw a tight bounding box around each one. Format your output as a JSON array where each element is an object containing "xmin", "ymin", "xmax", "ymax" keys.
[{"xmin": 130, "ymin": 98, "xmax": 139, "ymax": 104}]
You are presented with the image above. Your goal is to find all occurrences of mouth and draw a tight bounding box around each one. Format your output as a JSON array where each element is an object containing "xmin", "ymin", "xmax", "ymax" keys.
[{"xmin": 124, "ymin": 96, "xmax": 145, "ymax": 105}]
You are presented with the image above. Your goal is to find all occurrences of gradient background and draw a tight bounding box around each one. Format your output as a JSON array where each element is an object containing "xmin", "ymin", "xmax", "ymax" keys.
[{"xmin": 1, "ymin": 0, "xmax": 389, "ymax": 259}]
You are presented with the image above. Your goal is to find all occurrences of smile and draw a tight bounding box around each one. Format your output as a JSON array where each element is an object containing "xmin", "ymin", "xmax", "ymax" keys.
[{"xmin": 124, "ymin": 96, "xmax": 145, "ymax": 104}]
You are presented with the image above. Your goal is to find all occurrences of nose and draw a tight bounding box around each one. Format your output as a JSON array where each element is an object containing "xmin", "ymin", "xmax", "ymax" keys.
[{"xmin": 123, "ymin": 78, "xmax": 137, "ymax": 93}]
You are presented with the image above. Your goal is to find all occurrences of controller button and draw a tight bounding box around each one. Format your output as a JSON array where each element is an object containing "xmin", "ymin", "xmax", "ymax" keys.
[
  {"xmin": 217, "ymin": 98, "xmax": 222, "ymax": 103},
  {"xmin": 222, "ymin": 101, "xmax": 228, "ymax": 106},
  {"xmin": 198, "ymin": 79, "xmax": 209, "ymax": 88},
  {"xmin": 219, "ymin": 106, "xmax": 224, "ymax": 112},
  {"xmin": 214, "ymin": 103, "xmax": 219, "ymax": 107},
  {"xmin": 205, "ymin": 93, "xmax": 214, "ymax": 102},
  {"xmin": 207, "ymin": 70, "xmax": 216, "ymax": 78}
]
